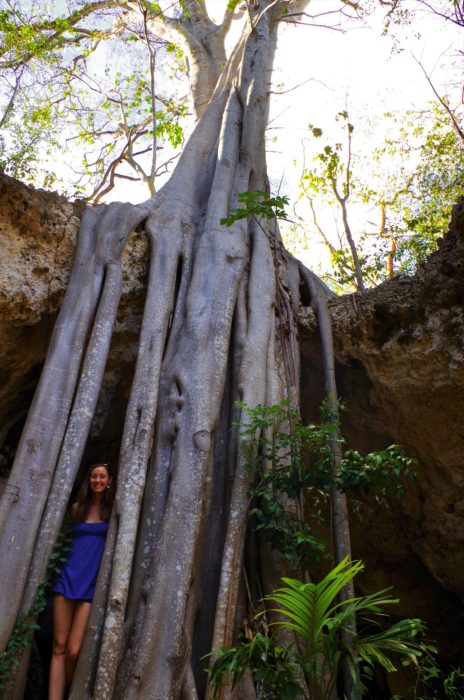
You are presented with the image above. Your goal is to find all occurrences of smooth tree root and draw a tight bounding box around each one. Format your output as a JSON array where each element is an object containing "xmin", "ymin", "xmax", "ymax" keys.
[
  {"xmin": 69, "ymin": 56, "xmax": 246, "ymax": 700},
  {"xmin": 299, "ymin": 262, "xmax": 359, "ymax": 698},
  {"xmin": 111, "ymin": 14, "xmax": 295, "ymax": 700},
  {"xmin": 94, "ymin": 88, "xmax": 246, "ymax": 699},
  {"xmin": 5, "ymin": 257, "xmax": 127, "ymax": 700},
  {"xmin": 0, "ymin": 202, "xmax": 149, "ymax": 657},
  {"xmin": 2, "ymin": 29, "xmax": 235, "ymax": 693},
  {"xmin": 73, "ymin": 12, "xmax": 291, "ymax": 699}
]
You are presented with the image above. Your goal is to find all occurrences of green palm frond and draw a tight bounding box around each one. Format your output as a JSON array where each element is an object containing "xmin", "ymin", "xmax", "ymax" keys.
[
  {"xmin": 356, "ymin": 618, "xmax": 425, "ymax": 672},
  {"xmin": 208, "ymin": 559, "xmax": 431, "ymax": 700},
  {"xmin": 265, "ymin": 557, "xmax": 364, "ymax": 646},
  {"xmin": 264, "ymin": 557, "xmax": 427, "ymax": 693}
]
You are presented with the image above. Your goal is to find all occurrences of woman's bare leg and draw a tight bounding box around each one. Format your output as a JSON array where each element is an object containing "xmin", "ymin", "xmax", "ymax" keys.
[
  {"xmin": 49, "ymin": 595, "xmax": 75, "ymax": 700},
  {"xmin": 65, "ymin": 601, "xmax": 91, "ymax": 686}
]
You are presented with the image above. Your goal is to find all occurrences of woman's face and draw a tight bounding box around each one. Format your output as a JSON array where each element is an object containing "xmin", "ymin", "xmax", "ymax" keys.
[{"xmin": 89, "ymin": 465, "xmax": 111, "ymax": 494}]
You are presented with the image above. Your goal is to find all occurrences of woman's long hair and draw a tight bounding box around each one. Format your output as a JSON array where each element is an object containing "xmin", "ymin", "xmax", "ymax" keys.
[{"xmin": 71, "ymin": 463, "xmax": 113, "ymax": 523}]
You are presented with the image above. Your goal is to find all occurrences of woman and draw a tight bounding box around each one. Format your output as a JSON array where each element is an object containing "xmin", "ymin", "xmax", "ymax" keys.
[{"xmin": 49, "ymin": 463, "xmax": 112, "ymax": 700}]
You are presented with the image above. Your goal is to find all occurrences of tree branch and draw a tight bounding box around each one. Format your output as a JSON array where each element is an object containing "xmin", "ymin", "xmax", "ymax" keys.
[
  {"xmin": 0, "ymin": 1, "xmax": 123, "ymax": 69},
  {"xmin": 415, "ymin": 56, "xmax": 464, "ymax": 143},
  {"xmin": 141, "ymin": 4, "xmax": 158, "ymax": 193},
  {"xmin": 0, "ymin": 66, "xmax": 24, "ymax": 128},
  {"xmin": 415, "ymin": 0, "xmax": 464, "ymax": 27},
  {"xmin": 215, "ymin": 2, "xmax": 245, "ymax": 44}
]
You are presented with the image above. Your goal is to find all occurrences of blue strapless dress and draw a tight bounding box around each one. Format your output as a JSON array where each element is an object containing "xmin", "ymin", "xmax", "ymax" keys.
[{"xmin": 54, "ymin": 521, "xmax": 109, "ymax": 602}]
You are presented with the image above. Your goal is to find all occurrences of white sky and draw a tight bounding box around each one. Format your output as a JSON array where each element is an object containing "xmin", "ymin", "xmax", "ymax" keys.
[
  {"xmin": 268, "ymin": 0, "xmax": 462, "ymax": 170},
  {"xmin": 27, "ymin": 0, "xmax": 463, "ymax": 272},
  {"xmin": 259, "ymin": 0, "xmax": 463, "ymax": 269}
]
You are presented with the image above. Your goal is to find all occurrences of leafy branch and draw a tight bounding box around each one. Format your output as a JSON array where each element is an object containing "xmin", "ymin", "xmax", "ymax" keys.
[
  {"xmin": 237, "ymin": 400, "xmax": 416, "ymax": 572},
  {"xmin": 220, "ymin": 190, "xmax": 290, "ymax": 227},
  {"xmin": 0, "ymin": 525, "xmax": 71, "ymax": 691}
]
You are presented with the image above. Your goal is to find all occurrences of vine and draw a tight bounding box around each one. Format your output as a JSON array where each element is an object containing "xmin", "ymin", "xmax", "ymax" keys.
[{"xmin": 0, "ymin": 523, "xmax": 71, "ymax": 691}]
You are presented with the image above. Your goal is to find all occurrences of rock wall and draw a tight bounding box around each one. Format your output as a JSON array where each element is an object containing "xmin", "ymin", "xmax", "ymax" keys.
[
  {"xmin": 301, "ymin": 199, "xmax": 464, "ymax": 665},
  {"xmin": 0, "ymin": 174, "xmax": 149, "ymax": 475},
  {"xmin": 0, "ymin": 176, "xmax": 80, "ymax": 468},
  {"xmin": 0, "ymin": 173, "xmax": 463, "ymax": 673}
]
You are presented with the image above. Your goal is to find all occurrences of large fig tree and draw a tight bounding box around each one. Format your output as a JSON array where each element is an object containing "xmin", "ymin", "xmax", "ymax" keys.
[{"xmin": 0, "ymin": 1, "xmax": 355, "ymax": 697}]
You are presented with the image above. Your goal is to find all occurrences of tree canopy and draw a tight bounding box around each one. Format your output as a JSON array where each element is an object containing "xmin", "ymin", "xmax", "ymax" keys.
[{"xmin": 1, "ymin": 0, "xmax": 462, "ymax": 284}]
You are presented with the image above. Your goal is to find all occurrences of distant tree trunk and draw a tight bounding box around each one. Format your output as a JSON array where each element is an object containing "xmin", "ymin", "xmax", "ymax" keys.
[
  {"xmin": 381, "ymin": 203, "xmax": 395, "ymax": 279},
  {"xmin": 339, "ymin": 199, "xmax": 365, "ymax": 292},
  {"xmin": 0, "ymin": 3, "xmax": 357, "ymax": 699}
]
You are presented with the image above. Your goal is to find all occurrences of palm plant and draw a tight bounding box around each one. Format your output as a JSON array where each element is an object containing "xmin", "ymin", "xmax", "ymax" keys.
[
  {"xmin": 207, "ymin": 558, "xmax": 426, "ymax": 700},
  {"xmin": 265, "ymin": 557, "xmax": 425, "ymax": 700}
]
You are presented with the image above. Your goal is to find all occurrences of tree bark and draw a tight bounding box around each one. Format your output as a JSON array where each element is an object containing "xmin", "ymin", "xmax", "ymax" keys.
[
  {"xmin": 0, "ymin": 202, "xmax": 148, "ymax": 654},
  {"xmin": 0, "ymin": 3, "xmax": 329, "ymax": 699},
  {"xmin": 299, "ymin": 263, "xmax": 360, "ymax": 699}
]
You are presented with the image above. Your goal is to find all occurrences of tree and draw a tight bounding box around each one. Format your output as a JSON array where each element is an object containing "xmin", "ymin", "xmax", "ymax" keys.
[
  {"xmin": 0, "ymin": 1, "xmax": 368, "ymax": 699},
  {"xmin": 301, "ymin": 112, "xmax": 366, "ymax": 292},
  {"xmin": 297, "ymin": 99, "xmax": 464, "ymax": 292},
  {"xmin": 0, "ymin": 0, "xmax": 192, "ymax": 198},
  {"xmin": 208, "ymin": 558, "xmax": 426, "ymax": 700},
  {"xmin": 376, "ymin": 104, "xmax": 464, "ymax": 274}
]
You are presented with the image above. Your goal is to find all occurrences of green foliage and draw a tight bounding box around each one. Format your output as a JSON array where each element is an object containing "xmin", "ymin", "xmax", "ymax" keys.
[
  {"xmin": 220, "ymin": 190, "xmax": 289, "ymax": 226},
  {"xmin": 155, "ymin": 105, "xmax": 187, "ymax": 148},
  {"xmin": 298, "ymin": 101, "xmax": 464, "ymax": 292},
  {"xmin": 250, "ymin": 486, "xmax": 326, "ymax": 570},
  {"xmin": 315, "ymin": 444, "xmax": 416, "ymax": 501},
  {"xmin": 0, "ymin": 526, "xmax": 71, "ymax": 691},
  {"xmin": 226, "ymin": 0, "xmax": 243, "ymax": 11},
  {"xmin": 0, "ymin": 0, "xmax": 189, "ymax": 198},
  {"xmin": 238, "ymin": 401, "xmax": 330, "ymax": 570},
  {"xmin": 267, "ymin": 558, "xmax": 425, "ymax": 697},
  {"xmin": 220, "ymin": 400, "xmax": 420, "ymax": 699},
  {"xmin": 305, "ymin": 112, "xmax": 354, "ymax": 200},
  {"xmin": 365, "ymin": 105, "xmax": 464, "ymax": 270},
  {"xmin": 140, "ymin": 1, "xmax": 162, "ymax": 14},
  {"xmin": 442, "ymin": 667, "xmax": 464, "ymax": 699},
  {"xmin": 207, "ymin": 632, "xmax": 303, "ymax": 700},
  {"xmin": 207, "ymin": 558, "xmax": 427, "ymax": 700},
  {"xmin": 326, "ymin": 234, "xmax": 390, "ymax": 293},
  {"xmin": 392, "ymin": 657, "xmax": 464, "ymax": 699},
  {"xmin": 238, "ymin": 400, "xmax": 416, "ymax": 570}
]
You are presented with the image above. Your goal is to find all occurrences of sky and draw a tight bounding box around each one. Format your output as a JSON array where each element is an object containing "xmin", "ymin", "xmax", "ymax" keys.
[
  {"xmin": 3, "ymin": 0, "xmax": 462, "ymax": 274},
  {"xmin": 254, "ymin": 0, "xmax": 463, "ymax": 269},
  {"xmin": 105, "ymin": 0, "xmax": 463, "ymax": 270}
]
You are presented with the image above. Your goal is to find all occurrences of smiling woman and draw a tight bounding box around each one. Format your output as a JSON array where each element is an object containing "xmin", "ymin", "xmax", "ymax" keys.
[{"xmin": 49, "ymin": 463, "xmax": 113, "ymax": 700}]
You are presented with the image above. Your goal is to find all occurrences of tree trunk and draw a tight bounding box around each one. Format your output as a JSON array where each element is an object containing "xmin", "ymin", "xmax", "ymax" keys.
[
  {"xmin": 299, "ymin": 263, "xmax": 360, "ymax": 699},
  {"xmin": 0, "ymin": 3, "xmax": 327, "ymax": 699}
]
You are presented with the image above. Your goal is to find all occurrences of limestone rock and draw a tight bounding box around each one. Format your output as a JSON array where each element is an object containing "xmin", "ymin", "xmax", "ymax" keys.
[
  {"xmin": 301, "ymin": 199, "xmax": 464, "ymax": 661},
  {"xmin": 1, "ymin": 173, "xmax": 463, "ymax": 665},
  {"xmin": 0, "ymin": 175, "xmax": 81, "ymax": 454},
  {"xmin": 0, "ymin": 173, "xmax": 148, "ymax": 474}
]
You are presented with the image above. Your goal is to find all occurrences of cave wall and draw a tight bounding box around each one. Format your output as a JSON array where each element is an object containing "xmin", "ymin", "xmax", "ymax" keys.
[
  {"xmin": 0, "ymin": 174, "xmax": 149, "ymax": 481},
  {"xmin": 1, "ymin": 173, "xmax": 463, "ymax": 670},
  {"xmin": 301, "ymin": 199, "xmax": 464, "ymax": 664}
]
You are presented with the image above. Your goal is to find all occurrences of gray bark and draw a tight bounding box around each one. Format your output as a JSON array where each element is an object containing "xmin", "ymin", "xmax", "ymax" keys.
[
  {"xmin": 145, "ymin": 0, "xmax": 240, "ymax": 119},
  {"xmin": 0, "ymin": 3, "xmax": 329, "ymax": 699},
  {"xmin": 299, "ymin": 263, "xmax": 359, "ymax": 699},
  {"xmin": 0, "ymin": 202, "xmax": 148, "ymax": 653}
]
